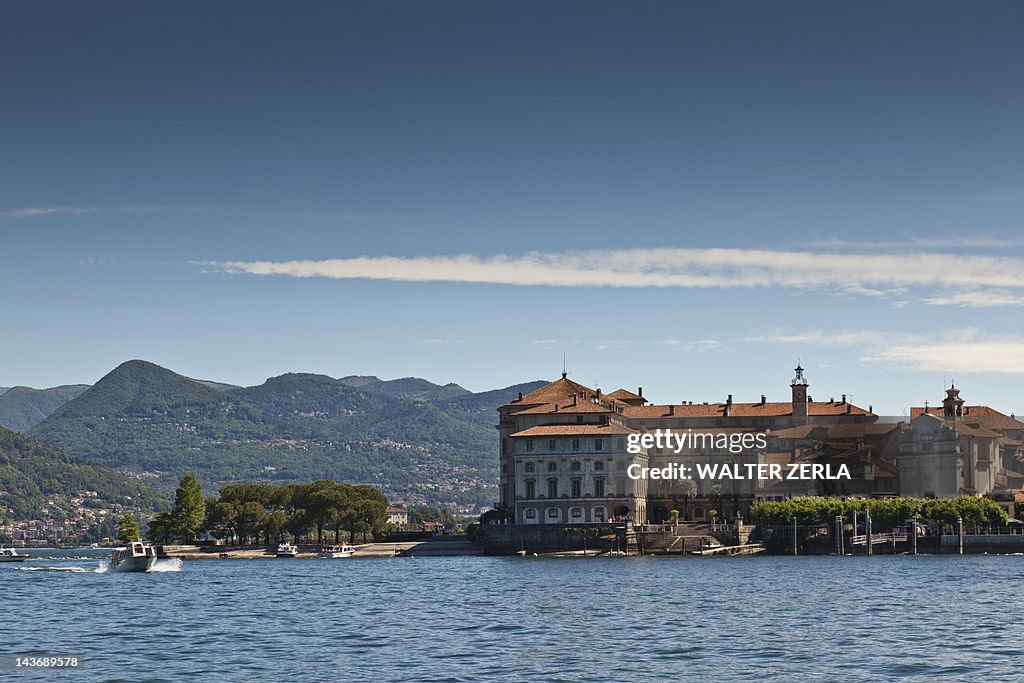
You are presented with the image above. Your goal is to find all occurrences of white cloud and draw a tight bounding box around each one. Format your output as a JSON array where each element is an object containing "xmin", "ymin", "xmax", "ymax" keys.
[
  {"xmin": 924, "ymin": 289, "xmax": 1024, "ymax": 308},
  {"xmin": 755, "ymin": 327, "xmax": 1024, "ymax": 375},
  {"xmin": 199, "ymin": 248, "xmax": 1024, "ymax": 307},
  {"xmin": 862, "ymin": 341, "xmax": 1024, "ymax": 375}
]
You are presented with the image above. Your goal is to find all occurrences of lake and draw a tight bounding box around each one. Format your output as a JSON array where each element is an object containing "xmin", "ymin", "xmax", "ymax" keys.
[{"xmin": 3, "ymin": 549, "xmax": 1024, "ymax": 681}]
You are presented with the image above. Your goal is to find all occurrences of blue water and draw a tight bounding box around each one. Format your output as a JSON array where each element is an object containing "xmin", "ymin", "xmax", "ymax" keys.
[{"xmin": 3, "ymin": 550, "xmax": 1024, "ymax": 681}]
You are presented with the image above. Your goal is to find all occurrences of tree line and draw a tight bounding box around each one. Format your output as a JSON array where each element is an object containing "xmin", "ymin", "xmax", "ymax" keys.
[
  {"xmin": 748, "ymin": 496, "xmax": 1008, "ymax": 529},
  {"xmin": 143, "ymin": 475, "xmax": 389, "ymax": 545}
]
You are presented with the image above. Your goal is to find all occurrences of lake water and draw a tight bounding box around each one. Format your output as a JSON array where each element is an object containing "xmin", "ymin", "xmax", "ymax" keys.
[{"xmin": 3, "ymin": 549, "xmax": 1024, "ymax": 681}]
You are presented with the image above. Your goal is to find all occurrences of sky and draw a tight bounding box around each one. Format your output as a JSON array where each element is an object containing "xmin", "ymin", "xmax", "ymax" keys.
[{"xmin": 1, "ymin": 1, "xmax": 1022, "ymax": 415}]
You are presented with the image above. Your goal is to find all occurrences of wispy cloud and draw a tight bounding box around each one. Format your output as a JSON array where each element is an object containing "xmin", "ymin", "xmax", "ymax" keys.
[
  {"xmin": 863, "ymin": 340, "xmax": 1024, "ymax": 375},
  {"xmin": 77, "ymin": 256, "xmax": 120, "ymax": 268},
  {"xmin": 0, "ymin": 205, "xmax": 366, "ymax": 222},
  {"xmin": 747, "ymin": 330, "xmax": 894, "ymax": 347},
  {"xmin": 924, "ymin": 289, "xmax": 1024, "ymax": 308},
  {"xmin": 199, "ymin": 249, "xmax": 1024, "ymax": 309},
  {"xmin": 1, "ymin": 206, "xmax": 98, "ymax": 218},
  {"xmin": 804, "ymin": 234, "xmax": 1024, "ymax": 250},
  {"xmin": 595, "ymin": 340, "xmax": 633, "ymax": 350},
  {"xmin": 657, "ymin": 339, "xmax": 721, "ymax": 352},
  {"xmin": 754, "ymin": 327, "xmax": 1024, "ymax": 375}
]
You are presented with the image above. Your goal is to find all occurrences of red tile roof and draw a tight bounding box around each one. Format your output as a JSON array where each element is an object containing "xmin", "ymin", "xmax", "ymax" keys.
[{"xmin": 509, "ymin": 423, "xmax": 635, "ymax": 437}]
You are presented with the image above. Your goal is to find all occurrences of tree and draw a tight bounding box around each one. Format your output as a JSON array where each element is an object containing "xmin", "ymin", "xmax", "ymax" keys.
[
  {"xmin": 117, "ymin": 512, "xmax": 140, "ymax": 544},
  {"xmin": 668, "ymin": 478, "xmax": 698, "ymax": 520},
  {"xmin": 171, "ymin": 473, "xmax": 206, "ymax": 542}
]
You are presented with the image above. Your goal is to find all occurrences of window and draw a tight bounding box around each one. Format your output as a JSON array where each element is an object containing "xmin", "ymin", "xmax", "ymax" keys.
[
  {"xmin": 572, "ymin": 439, "xmax": 580, "ymax": 451},
  {"xmin": 525, "ymin": 439, "xmax": 534, "ymax": 452},
  {"xmin": 571, "ymin": 507, "xmax": 583, "ymax": 520},
  {"xmin": 571, "ymin": 478, "xmax": 581, "ymax": 497},
  {"xmin": 594, "ymin": 478, "xmax": 605, "ymax": 497},
  {"xmin": 548, "ymin": 439, "xmax": 556, "ymax": 451},
  {"xmin": 547, "ymin": 461, "xmax": 557, "ymax": 472},
  {"xmin": 547, "ymin": 508, "xmax": 560, "ymax": 519},
  {"xmin": 571, "ymin": 461, "xmax": 581, "ymax": 472},
  {"xmin": 594, "ymin": 460, "xmax": 605, "ymax": 471},
  {"xmin": 525, "ymin": 462, "xmax": 535, "ymax": 473},
  {"xmin": 617, "ymin": 438, "xmax": 625, "ymax": 450},
  {"xmin": 593, "ymin": 506, "xmax": 606, "ymax": 522},
  {"xmin": 595, "ymin": 439, "xmax": 603, "ymax": 451},
  {"xmin": 525, "ymin": 479, "xmax": 536, "ymax": 498},
  {"xmin": 576, "ymin": 415, "xmax": 584, "ymax": 423},
  {"xmin": 501, "ymin": 439, "xmax": 508, "ymax": 455},
  {"xmin": 525, "ymin": 509, "xmax": 536, "ymax": 519},
  {"xmin": 548, "ymin": 479, "xmax": 558, "ymax": 498}
]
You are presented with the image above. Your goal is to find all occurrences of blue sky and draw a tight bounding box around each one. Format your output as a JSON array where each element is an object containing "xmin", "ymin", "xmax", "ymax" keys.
[{"xmin": 2, "ymin": 1, "xmax": 1022, "ymax": 414}]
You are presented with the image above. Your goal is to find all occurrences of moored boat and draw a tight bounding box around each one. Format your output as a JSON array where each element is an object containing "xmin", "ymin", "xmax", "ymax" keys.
[
  {"xmin": 318, "ymin": 543, "xmax": 355, "ymax": 558},
  {"xmin": 0, "ymin": 547, "xmax": 30, "ymax": 563},
  {"xmin": 275, "ymin": 542, "xmax": 299, "ymax": 558},
  {"xmin": 109, "ymin": 541, "xmax": 158, "ymax": 572}
]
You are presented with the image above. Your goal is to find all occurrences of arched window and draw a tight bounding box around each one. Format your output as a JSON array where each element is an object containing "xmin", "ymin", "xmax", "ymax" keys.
[
  {"xmin": 592, "ymin": 506, "xmax": 606, "ymax": 523},
  {"xmin": 570, "ymin": 507, "xmax": 583, "ymax": 520},
  {"xmin": 546, "ymin": 507, "xmax": 562, "ymax": 523},
  {"xmin": 524, "ymin": 508, "xmax": 538, "ymax": 524}
]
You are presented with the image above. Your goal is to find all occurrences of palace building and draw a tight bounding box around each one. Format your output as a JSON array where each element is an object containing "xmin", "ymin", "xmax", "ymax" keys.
[
  {"xmin": 498, "ymin": 365, "xmax": 876, "ymax": 524},
  {"xmin": 497, "ymin": 369, "xmax": 1024, "ymax": 525}
]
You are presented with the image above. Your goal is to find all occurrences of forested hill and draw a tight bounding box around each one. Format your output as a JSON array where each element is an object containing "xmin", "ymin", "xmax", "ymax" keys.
[
  {"xmin": 0, "ymin": 425, "xmax": 162, "ymax": 522},
  {"xmin": 27, "ymin": 360, "xmax": 546, "ymax": 511},
  {"xmin": 0, "ymin": 384, "xmax": 90, "ymax": 432}
]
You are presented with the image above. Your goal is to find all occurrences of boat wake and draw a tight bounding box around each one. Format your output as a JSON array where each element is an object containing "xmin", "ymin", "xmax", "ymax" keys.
[
  {"xmin": 149, "ymin": 558, "xmax": 183, "ymax": 572},
  {"xmin": 15, "ymin": 565, "xmax": 102, "ymax": 573}
]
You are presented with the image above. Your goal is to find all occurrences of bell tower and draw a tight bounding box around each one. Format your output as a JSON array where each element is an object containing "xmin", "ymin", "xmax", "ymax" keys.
[
  {"xmin": 942, "ymin": 382, "xmax": 964, "ymax": 420},
  {"xmin": 791, "ymin": 363, "xmax": 808, "ymax": 424}
]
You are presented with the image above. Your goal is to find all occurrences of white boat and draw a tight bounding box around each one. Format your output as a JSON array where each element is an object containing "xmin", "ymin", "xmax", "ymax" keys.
[
  {"xmin": 318, "ymin": 543, "xmax": 355, "ymax": 558},
  {"xmin": 0, "ymin": 547, "xmax": 29, "ymax": 563},
  {"xmin": 109, "ymin": 541, "xmax": 158, "ymax": 572},
  {"xmin": 275, "ymin": 543, "xmax": 299, "ymax": 558}
]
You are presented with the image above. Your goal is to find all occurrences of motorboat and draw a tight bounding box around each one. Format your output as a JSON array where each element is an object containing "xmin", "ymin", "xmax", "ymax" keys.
[
  {"xmin": 318, "ymin": 543, "xmax": 355, "ymax": 558},
  {"xmin": 109, "ymin": 541, "xmax": 158, "ymax": 572},
  {"xmin": 275, "ymin": 542, "xmax": 299, "ymax": 558},
  {"xmin": 0, "ymin": 547, "xmax": 29, "ymax": 563}
]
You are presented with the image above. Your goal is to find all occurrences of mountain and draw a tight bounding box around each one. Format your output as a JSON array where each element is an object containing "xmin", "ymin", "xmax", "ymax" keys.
[
  {"xmin": 341, "ymin": 375, "xmax": 472, "ymax": 402},
  {"xmin": 0, "ymin": 425, "xmax": 162, "ymax": 526},
  {"xmin": 434, "ymin": 380, "xmax": 549, "ymax": 428},
  {"xmin": 192, "ymin": 379, "xmax": 241, "ymax": 392},
  {"xmin": 0, "ymin": 384, "xmax": 91, "ymax": 432},
  {"xmin": 28, "ymin": 361, "xmax": 500, "ymax": 510},
  {"xmin": 0, "ymin": 387, "xmax": 9, "ymax": 396}
]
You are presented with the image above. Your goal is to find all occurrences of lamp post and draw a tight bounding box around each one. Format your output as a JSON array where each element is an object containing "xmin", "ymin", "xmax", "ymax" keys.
[
  {"xmin": 792, "ymin": 516, "xmax": 798, "ymax": 557},
  {"xmin": 911, "ymin": 515, "xmax": 918, "ymax": 556},
  {"xmin": 957, "ymin": 515, "xmax": 964, "ymax": 555},
  {"xmin": 835, "ymin": 515, "xmax": 844, "ymax": 556}
]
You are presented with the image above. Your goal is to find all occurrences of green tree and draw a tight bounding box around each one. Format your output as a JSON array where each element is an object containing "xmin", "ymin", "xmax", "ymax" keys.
[
  {"xmin": 171, "ymin": 473, "xmax": 206, "ymax": 542},
  {"xmin": 117, "ymin": 512, "xmax": 141, "ymax": 544}
]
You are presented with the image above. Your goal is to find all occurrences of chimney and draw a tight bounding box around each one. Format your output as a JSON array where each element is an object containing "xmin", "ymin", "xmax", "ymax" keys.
[
  {"xmin": 727, "ymin": 394, "xmax": 733, "ymax": 405},
  {"xmin": 518, "ymin": 392, "xmax": 523, "ymax": 401},
  {"xmin": 841, "ymin": 394, "xmax": 847, "ymax": 403},
  {"xmin": 760, "ymin": 394, "xmax": 766, "ymax": 405},
  {"xmin": 638, "ymin": 387, "xmax": 643, "ymax": 398},
  {"xmin": 554, "ymin": 404, "xmax": 559, "ymax": 412},
  {"xmin": 869, "ymin": 405, "xmax": 873, "ymax": 413},
  {"xmin": 669, "ymin": 405, "xmax": 675, "ymax": 416},
  {"xmin": 596, "ymin": 389, "xmax": 602, "ymax": 400},
  {"xmin": 846, "ymin": 404, "xmax": 852, "ymax": 414},
  {"xmin": 723, "ymin": 402, "xmax": 731, "ymax": 417}
]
